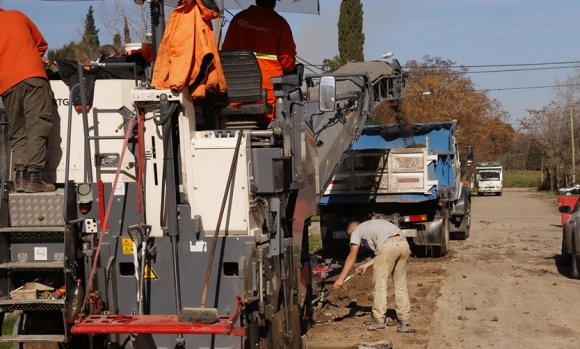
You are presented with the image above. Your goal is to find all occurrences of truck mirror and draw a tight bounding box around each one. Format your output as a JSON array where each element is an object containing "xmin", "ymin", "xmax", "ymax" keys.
[
  {"xmin": 319, "ymin": 76, "xmax": 336, "ymax": 112},
  {"xmin": 466, "ymin": 145, "xmax": 473, "ymax": 165}
]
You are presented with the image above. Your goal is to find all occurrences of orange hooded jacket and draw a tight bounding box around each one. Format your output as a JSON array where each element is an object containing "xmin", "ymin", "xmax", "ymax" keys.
[
  {"xmin": 151, "ymin": 0, "xmax": 226, "ymax": 99},
  {"xmin": 222, "ymin": 5, "xmax": 296, "ymax": 118},
  {"xmin": 0, "ymin": 8, "xmax": 48, "ymax": 95}
]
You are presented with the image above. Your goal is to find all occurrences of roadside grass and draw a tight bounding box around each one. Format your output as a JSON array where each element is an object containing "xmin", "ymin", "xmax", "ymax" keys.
[
  {"xmin": 503, "ymin": 170, "xmax": 541, "ymax": 188},
  {"xmin": 309, "ymin": 234, "xmax": 323, "ymax": 255},
  {"xmin": 1, "ymin": 312, "xmax": 18, "ymax": 349}
]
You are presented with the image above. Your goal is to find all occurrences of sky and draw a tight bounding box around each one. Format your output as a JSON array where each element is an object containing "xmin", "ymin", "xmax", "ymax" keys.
[{"xmin": 2, "ymin": 0, "xmax": 580, "ymax": 127}]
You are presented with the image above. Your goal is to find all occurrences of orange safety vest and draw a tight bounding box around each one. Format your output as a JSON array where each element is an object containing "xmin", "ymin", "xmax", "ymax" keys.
[
  {"xmin": 222, "ymin": 5, "xmax": 296, "ymax": 118},
  {"xmin": 151, "ymin": 0, "xmax": 226, "ymax": 99}
]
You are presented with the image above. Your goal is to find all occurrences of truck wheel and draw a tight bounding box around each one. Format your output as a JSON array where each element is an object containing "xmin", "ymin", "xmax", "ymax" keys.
[
  {"xmin": 456, "ymin": 204, "xmax": 471, "ymax": 240},
  {"xmin": 561, "ymin": 231, "xmax": 571, "ymax": 265},
  {"xmin": 434, "ymin": 211, "xmax": 450, "ymax": 257},
  {"xmin": 572, "ymin": 235, "xmax": 579, "ymax": 279}
]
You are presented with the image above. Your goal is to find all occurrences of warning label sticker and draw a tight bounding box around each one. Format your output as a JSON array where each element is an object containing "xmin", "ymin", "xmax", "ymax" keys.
[
  {"xmin": 143, "ymin": 264, "xmax": 159, "ymax": 280},
  {"xmin": 122, "ymin": 238, "xmax": 134, "ymax": 255}
]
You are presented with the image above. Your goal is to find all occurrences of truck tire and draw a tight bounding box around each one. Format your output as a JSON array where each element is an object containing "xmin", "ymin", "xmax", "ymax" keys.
[
  {"xmin": 572, "ymin": 235, "xmax": 579, "ymax": 279},
  {"xmin": 455, "ymin": 203, "xmax": 471, "ymax": 240},
  {"xmin": 561, "ymin": 232, "xmax": 571, "ymax": 265},
  {"xmin": 434, "ymin": 211, "xmax": 450, "ymax": 257}
]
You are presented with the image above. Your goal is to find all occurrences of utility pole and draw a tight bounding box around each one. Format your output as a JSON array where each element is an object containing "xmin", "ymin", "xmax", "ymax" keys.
[{"xmin": 571, "ymin": 106, "xmax": 576, "ymax": 184}]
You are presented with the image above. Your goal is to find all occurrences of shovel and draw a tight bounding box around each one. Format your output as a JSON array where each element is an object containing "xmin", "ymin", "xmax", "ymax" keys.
[{"xmin": 311, "ymin": 270, "xmax": 361, "ymax": 305}]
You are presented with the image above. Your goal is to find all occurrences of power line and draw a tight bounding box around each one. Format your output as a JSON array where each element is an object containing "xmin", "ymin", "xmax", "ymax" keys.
[
  {"xmin": 410, "ymin": 60, "xmax": 580, "ymax": 69},
  {"xmin": 296, "ymin": 55, "xmax": 324, "ymax": 74},
  {"xmin": 426, "ymin": 83, "xmax": 580, "ymax": 94},
  {"xmin": 475, "ymin": 83, "xmax": 580, "ymax": 92},
  {"xmin": 455, "ymin": 60, "xmax": 580, "ymax": 68},
  {"xmin": 412, "ymin": 65, "xmax": 580, "ymax": 76}
]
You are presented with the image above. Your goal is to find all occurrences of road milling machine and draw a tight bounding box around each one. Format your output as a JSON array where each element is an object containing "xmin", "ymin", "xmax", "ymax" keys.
[{"xmin": 0, "ymin": 1, "xmax": 404, "ymax": 348}]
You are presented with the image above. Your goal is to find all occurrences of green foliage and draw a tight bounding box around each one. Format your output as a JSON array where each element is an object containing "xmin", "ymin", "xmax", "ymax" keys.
[
  {"xmin": 338, "ymin": 0, "xmax": 365, "ymax": 63},
  {"xmin": 123, "ymin": 17, "xmax": 132, "ymax": 44},
  {"xmin": 308, "ymin": 234, "xmax": 323, "ymax": 255},
  {"xmin": 322, "ymin": 0, "xmax": 365, "ymax": 71},
  {"xmin": 80, "ymin": 6, "xmax": 100, "ymax": 60},
  {"xmin": 113, "ymin": 33, "xmax": 122, "ymax": 50},
  {"xmin": 47, "ymin": 41, "xmax": 81, "ymax": 61},
  {"xmin": 322, "ymin": 55, "xmax": 344, "ymax": 72},
  {"xmin": 503, "ymin": 170, "xmax": 542, "ymax": 188}
]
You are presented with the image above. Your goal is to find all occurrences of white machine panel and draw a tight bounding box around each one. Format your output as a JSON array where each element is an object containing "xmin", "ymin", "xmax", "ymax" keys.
[
  {"xmin": 189, "ymin": 131, "xmax": 251, "ymax": 236},
  {"xmin": 49, "ymin": 79, "xmax": 138, "ymax": 184}
]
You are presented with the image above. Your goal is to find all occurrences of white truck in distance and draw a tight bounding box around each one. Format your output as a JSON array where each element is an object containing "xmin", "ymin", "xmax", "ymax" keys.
[{"xmin": 476, "ymin": 162, "xmax": 503, "ymax": 196}]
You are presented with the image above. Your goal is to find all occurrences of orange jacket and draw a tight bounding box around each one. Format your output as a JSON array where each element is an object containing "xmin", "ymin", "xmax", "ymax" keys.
[
  {"xmin": 222, "ymin": 5, "xmax": 296, "ymax": 116},
  {"xmin": 152, "ymin": 0, "xmax": 226, "ymax": 99},
  {"xmin": 0, "ymin": 8, "xmax": 48, "ymax": 95}
]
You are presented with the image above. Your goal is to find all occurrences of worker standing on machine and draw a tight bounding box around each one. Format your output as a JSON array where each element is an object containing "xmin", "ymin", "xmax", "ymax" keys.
[
  {"xmin": 0, "ymin": 7, "xmax": 55, "ymax": 193},
  {"xmin": 222, "ymin": 0, "xmax": 296, "ymax": 120}
]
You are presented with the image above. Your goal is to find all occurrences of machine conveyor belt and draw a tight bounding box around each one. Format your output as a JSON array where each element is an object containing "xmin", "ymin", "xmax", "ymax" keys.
[{"xmin": 71, "ymin": 315, "xmax": 246, "ymax": 336}]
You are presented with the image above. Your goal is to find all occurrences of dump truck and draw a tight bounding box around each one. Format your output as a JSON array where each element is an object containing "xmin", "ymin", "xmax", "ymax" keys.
[
  {"xmin": 475, "ymin": 161, "xmax": 503, "ymax": 196},
  {"xmin": 319, "ymin": 121, "xmax": 472, "ymax": 257},
  {"xmin": 0, "ymin": 2, "xmax": 405, "ymax": 348}
]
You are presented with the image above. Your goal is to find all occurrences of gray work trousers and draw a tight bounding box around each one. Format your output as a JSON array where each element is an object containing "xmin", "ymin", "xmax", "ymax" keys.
[
  {"xmin": 372, "ymin": 235, "xmax": 412, "ymax": 322},
  {"xmin": 1, "ymin": 77, "xmax": 54, "ymax": 172}
]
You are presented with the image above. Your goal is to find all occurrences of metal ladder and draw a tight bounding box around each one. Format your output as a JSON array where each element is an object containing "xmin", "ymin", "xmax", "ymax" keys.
[{"xmin": 0, "ymin": 185, "xmax": 69, "ymax": 345}]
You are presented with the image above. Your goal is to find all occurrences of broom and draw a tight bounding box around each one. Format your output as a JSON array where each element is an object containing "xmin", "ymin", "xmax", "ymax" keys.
[{"xmin": 178, "ymin": 132, "xmax": 243, "ymax": 324}]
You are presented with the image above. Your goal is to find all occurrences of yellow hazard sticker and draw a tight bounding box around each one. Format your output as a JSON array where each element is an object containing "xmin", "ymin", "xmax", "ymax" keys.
[
  {"xmin": 122, "ymin": 238, "xmax": 134, "ymax": 255},
  {"xmin": 143, "ymin": 264, "xmax": 159, "ymax": 280}
]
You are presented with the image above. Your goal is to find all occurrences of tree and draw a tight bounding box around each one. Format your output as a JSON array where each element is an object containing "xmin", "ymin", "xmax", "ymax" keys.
[
  {"xmin": 322, "ymin": 55, "xmax": 343, "ymax": 71},
  {"xmin": 98, "ymin": 1, "xmax": 149, "ymax": 45},
  {"xmin": 47, "ymin": 41, "xmax": 81, "ymax": 61},
  {"xmin": 322, "ymin": 0, "xmax": 365, "ymax": 71},
  {"xmin": 395, "ymin": 56, "xmax": 514, "ymax": 164},
  {"xmin": 338, "ymin": 0, "xmax": 364, "ymax": 63},
  {"xmin": 123, "ymin": 17, "xmax": 132, "ymax": 44},
  {"xmin": 79, "ymin": 6, "xmax": 100, "ymax": 60},
  {"xmin": 113, "ymin": 33, "xmax": 122, "ymax": 50},
  {"xmin": 519, "ymin": 104, "xmax": 569, "ymax": 189}
]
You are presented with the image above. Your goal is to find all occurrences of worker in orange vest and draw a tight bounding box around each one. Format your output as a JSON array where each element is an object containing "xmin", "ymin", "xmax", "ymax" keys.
[
  {"xmin": 0, "ymin": 8, "xmax": 55, "ymax": 193},
  {"xmin": 222, "ymin": 0, "xmax": 296, "ymax": 120}
]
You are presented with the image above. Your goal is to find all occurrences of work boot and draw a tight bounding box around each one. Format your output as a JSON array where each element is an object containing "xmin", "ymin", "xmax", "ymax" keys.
[
  {"xmin": 25, "ymin": 172, "xmax": 56, "ymax": 193},
  {"xmin": 363, "ymin": 315, "xmax": 386, "ymax": 330},
  {"xmin": 14, "ymin": 170, "xmax": 27, "ymax": 193},
  {"xmin": 396, "ymin": 320, "xmax": 416, "ymax": 333}
]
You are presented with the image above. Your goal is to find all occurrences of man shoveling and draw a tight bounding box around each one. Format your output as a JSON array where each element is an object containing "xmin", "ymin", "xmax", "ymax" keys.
[{"xmin": 333, "ymin": 219, "xmax": 416, "ymax": 333}]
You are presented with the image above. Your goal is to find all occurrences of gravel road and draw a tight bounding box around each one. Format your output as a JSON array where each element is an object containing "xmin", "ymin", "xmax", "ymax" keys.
[{"xmin": 304, "ymin": 188, "xmax": 580, "ymax": 349}]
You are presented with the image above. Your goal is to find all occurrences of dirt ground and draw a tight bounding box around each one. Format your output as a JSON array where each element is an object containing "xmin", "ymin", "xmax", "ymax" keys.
[{"xmin": 304, "ymin": 188, "xmax": 580, "ymax": 349}]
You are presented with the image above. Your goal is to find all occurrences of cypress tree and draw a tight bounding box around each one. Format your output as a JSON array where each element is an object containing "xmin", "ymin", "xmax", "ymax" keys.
[
  {"xmin": 123, "ymin": 17, "xmax": 132, "ymax": 44},
  {"xmin": 338, "ymin": 0, "xmax": 365, "ymax": 63},
  {"xmin": 81, "ymin": 6, "xmax": 100, "ymax": 59}
]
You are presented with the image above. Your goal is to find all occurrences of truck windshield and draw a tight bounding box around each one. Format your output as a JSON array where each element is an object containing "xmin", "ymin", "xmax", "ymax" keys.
[{"xmin": 479, "ymin": 172, "xmax": 500, "ymax": 181}]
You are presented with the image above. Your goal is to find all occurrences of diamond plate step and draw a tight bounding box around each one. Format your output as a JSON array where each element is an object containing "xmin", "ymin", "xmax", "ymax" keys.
[
  {"xmin": 0, "ymin": 226, "xmax": 65, "ymax": 233},
  {"xmin": 0, "ymin": 334, "xmax": 65, "ymax": 343},
  {"xmin": 8, "ymin": 190, "xmax": 65, "ymax": 227},
  {"xmin": 0, "ymin": 298, "xmax": 64, "ymax": 312},
  {"xmin": 0, "ymin": 261, "xmax": 63, "ymax": 270}
]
